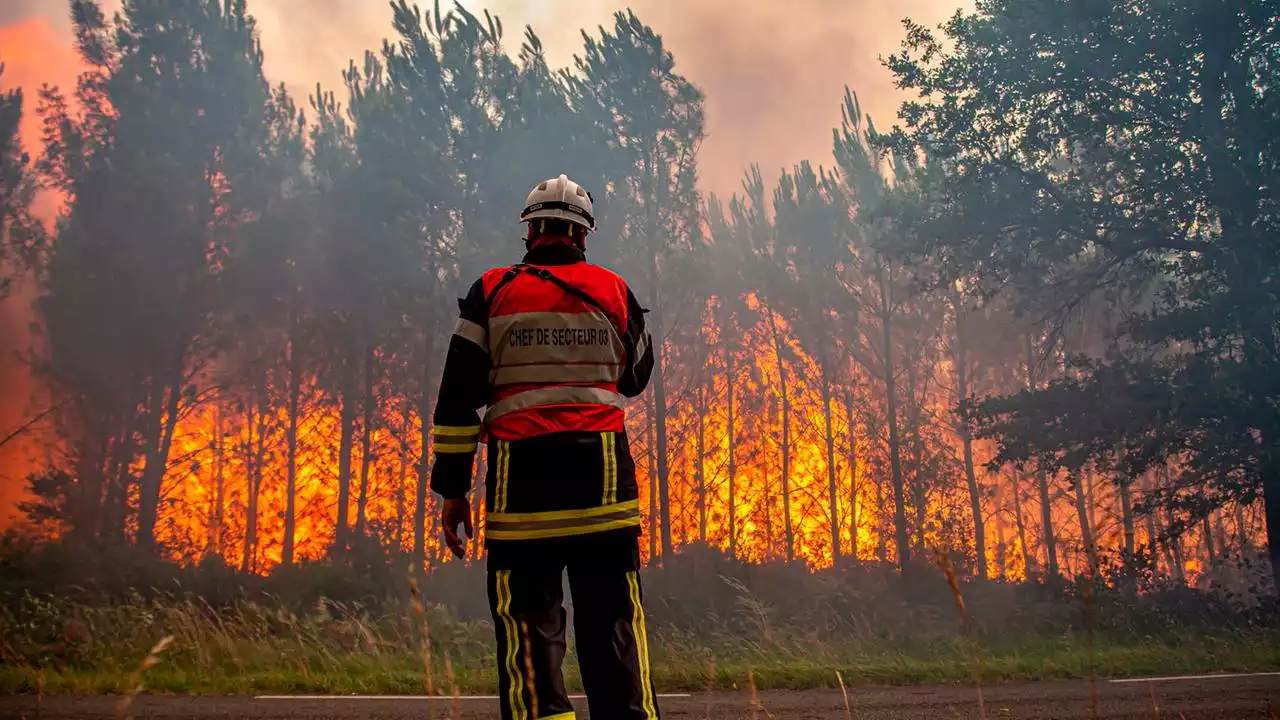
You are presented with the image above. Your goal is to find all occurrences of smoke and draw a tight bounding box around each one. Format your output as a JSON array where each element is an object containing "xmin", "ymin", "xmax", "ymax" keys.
[
  {"xmin": 474, "ymin": 0, "xmax": 966, "ymax": 195},
  {"xmin": 0, "ymin": 15, "xmax": 81, "ymax": 527},
  {"xmin": 4, "ymin": 0, "xmax": 965, "ymax": 197},
  {"xmin": 0, "ymin": 0, "xmax": 965, "ymax": 523},
  {"xmin": 0, "ymin": 275, "xmax": 43, "ymax": 529},
  {"xmin": 194, "ymin": 0, "xmax": 968, "ymax": 197}
]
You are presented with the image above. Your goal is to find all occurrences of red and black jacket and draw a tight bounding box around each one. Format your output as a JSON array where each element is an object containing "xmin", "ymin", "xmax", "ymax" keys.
[{"xmin": 430, "ymin": 242, "xmax": 654, "ymax": 542}]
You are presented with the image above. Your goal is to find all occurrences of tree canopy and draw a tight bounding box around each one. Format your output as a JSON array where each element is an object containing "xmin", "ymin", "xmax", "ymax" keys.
[{"xmin": 2, "ymin": 0, "xmax": 1273, "ymax": 594}]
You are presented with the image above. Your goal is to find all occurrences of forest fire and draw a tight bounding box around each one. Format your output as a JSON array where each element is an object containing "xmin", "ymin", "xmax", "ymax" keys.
[
  {"xmin": 2, "ymin": 0, "xmax": 1271, "ymax": 601},
  {"xmin": 137, "ymin": 291, "xmax": 1256, "ymax": 580}
]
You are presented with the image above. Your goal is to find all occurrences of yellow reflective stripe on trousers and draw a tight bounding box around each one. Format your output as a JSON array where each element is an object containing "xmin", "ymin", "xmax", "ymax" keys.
[
  {"xmin": 627, "ymin": 571, "xmax": 658, "ymax": 720},
  {"xmin": 539, "ymin": 713, "xmax": 576, "ymax": 720},
  {"xmin": 486, "ymin": 516, "xmax": 643, "ymax": 541},
  {"xmin": 496, "ymin": 569, "xmax": 527, "ymax": 720},
  {"xmin": 486, "ymin": 499, "xmax": 641, "ymax": 541},
  {"xmin": 601, "ymin": 432, "xmax": 617, "ymax": 505},
  {"xmin": 488, "ymin": 498, "xmax": 640, "ymax": 525},
  {"xmin": 494, "ymin": 440, "xmax": 511, "ymax": 512}
]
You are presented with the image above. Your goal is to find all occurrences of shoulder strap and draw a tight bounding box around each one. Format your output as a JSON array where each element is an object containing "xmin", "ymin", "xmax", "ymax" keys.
[
  {"xmin": 483, "ymin": 264, "xmax": 527, "ymax": 308},
  {"xmin": 485, "ymin": 264, "xmax": 620, "ymax": 332}
]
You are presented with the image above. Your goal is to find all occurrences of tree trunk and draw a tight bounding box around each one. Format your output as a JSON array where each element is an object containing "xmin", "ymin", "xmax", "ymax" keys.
[
  {"xmin": 1011, "ymin": 471, "xmax": 1033, "ymax": 577},
  {"xmin": 72, "ymin": 426, "xmax": 109, "ymax": 543},
  {"xmin": 355, "ymin": 344, "xmax": 376, "ymax": 537},
  {"xmin": 1235, "ymin": 500, "xmax": 1250, "ymax": 551},
  {"xmin": 336, "ymin": 359, "xmax": 357, "ymax": 553},
  {"xmin": 242, "ymin": 387, "xmax": 265, "ymax": 576},
  {"xmin": 1141, "ymin": 471, "xmax": 1165, "ymax": 574},
  {"xmin": 651, "ymin": 314, "xmax": 672, "ymax": 561},
  {"xmin": 766, "ymin": 309, "xmax": 794, "ymax": 563},
  {"xmin": 1195, "ymin": 4, "xmax": 1278, "ymax": 596},
  {"xmin": 846, "ymin": 386, "xmax": 859, "ymax": 562},
  {"xmin": 1087, "ymin": 472, "xmax": 1098, "ymax": 540},
  {"xmin": 396, "ymin": 427, "xmax": 407, "ymax": 551},
  {"xmin": 954, "ymin": 294, "xmax": 987, "ymax": 579},
  {"xmin": 1147, "ymin": 509, "xmax": 1168, "ymax": 576},
  {"xmin": 645, "ymin": 390, "xmax": 658, "ymax": 563},
  {"xmin": 994, "ymin": 476, "xmax": 1007, "ymax": 580},
  {"xmin": 1214, "ymin": 512, "xmax": 1228, "ymax": 561},
  {"xmin": 880, "ymin": 269, "xmax": 910, "ymax": 572},
  {"xmin": 1072, "ymin": 471, "xmax": 1098, "ymax": 577},
  {"xmin": 102, "ymin": 420, "xmax": 135, "ymax": 543},
  {"xmin": 644, "ymin": 145, "xmax": 673, "ymax": 563},
  {"xmin": 1027, "ymin": 334, "xmax": 1058, "ymax": 578},
  {"xmin": 211, "ymin": 403, "xmax": 225, "ymax": 558},
  {"xmin": 874, "ymin": 473, "xmax": 888, "ymax": 562},
  {"xmin": 413, "ymin": 340, "xmax": 434, "ymax": 573},
  {"xmin": 1202, "ymin": 515, "xmax": 1217, "ymax": 568},
  {"xmin": 907, "ymin": 360, "xmax": 927, "ymax": 557},
  {"xmin": 725, "ymin": 342, "xmax": 737, "ymax": 559},
  {"xmin": 1118, "ymin": 478, "xmax": 1136, "ymax": 561},
  {"xmin": 137, "ymin": 361, "xmax": 183, "ymax": 552},
  {"xmin": 282, "ymin": 325, "xmax": 301, "ymax": 568},
  {"xmin": 696, "ymin": 373, "xmax": 707, "ymax": 544},
  {"xmin": 819, "ymin": 343, "xmax": 839, "ymax": 566},
  {"xmin": 1165, "ymin": 505, "xmax": 1186, "ymax": 583},
  {"xmin": 203, "ymin": 403, "xmax": 220, "ymax": 558},
  {"xmin": 134, "ymin": 386, "xmax": 168, "ymax": 550}
]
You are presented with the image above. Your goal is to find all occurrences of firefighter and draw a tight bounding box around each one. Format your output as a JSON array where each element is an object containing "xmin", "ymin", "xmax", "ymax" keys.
[{"xmin": 430, "ymin": 174, "xmax": 659, "ymax": 720}]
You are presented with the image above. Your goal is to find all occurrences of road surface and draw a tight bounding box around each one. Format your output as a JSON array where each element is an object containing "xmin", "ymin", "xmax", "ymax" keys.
[{"xmin": 3, "ymin": 674, "xmax": 1279, "ymax": 719}]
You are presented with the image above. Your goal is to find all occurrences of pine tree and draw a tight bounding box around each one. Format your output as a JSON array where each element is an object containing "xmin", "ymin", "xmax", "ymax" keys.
[
  {"xmin": 571, "ymin": 10, "xmax": 704, "ymax": 560},
  {"xmin": 35, "ymin": 0, "xmax": 272, "ymax": 551}
]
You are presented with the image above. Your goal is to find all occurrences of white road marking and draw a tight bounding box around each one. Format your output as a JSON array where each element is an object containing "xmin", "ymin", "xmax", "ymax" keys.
[
  {"xmin": 1109, "ymin": 671, "xmax": 1280, "ymax": 684},
  {"xmin": 255, "ymin": 694, "xmax": 693, "ymax": 701}
]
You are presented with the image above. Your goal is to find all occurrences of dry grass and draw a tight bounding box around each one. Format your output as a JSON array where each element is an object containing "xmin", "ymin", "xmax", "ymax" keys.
[
  {"xmin": 407, "ymin": 567, "xmax": 435, "ymax": 701},
  {"xmin": 704, "ymin": 661, "xmax": 717, "ymax": 720},
  {"xmin": 936, "ymin": 549, "xmax": 986, "ymax": 720},
  {"xmin": 2, "ymin": 543, "xmax": 1278, "ymax": 696},
  {"xmin": 3, "ymin": 587, "xmax": 1280, "ymax": 696},
  {"xmin": 836, "ymin": 670, "xmax": 852, "ymax": 719},
  {"xmin": 114, "ymin": 635, "xmax": 173, "ymax": 719},
  {"xmin": 746, "ymin": 670, "xmax": 776, "ymax": 720}
]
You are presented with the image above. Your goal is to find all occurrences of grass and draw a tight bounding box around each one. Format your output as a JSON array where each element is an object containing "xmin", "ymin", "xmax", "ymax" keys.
[
  {"xmin": 4, "ymin": 623, "xmax": 1279, "ymax": 695},
  {"xmin": 2, "ymin": 540, "xmax": 1277, "ymax": 696}
]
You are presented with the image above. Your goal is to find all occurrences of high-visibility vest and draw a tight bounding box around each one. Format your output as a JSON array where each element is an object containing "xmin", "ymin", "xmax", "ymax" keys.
[{"xmin": 470, "ymin": 262, "xmax": 633, "ymax": 441}]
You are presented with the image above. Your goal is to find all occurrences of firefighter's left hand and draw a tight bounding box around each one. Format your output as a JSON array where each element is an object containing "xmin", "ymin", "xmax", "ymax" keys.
[{"xmin": 441, "ymin": 497, "xmax": 472, "ymax": 559}]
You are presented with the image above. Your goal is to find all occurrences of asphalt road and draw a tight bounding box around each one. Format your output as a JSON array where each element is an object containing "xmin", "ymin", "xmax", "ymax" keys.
[{"xmin": 3, "ymin": 674, "xmax": 1279, "ymax": 719}]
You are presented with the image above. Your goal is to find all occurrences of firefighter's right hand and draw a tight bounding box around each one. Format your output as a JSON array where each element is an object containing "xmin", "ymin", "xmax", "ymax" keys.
[{"xmin": 441, "ymin": 497, "xmax": 473, "ymax": 559}]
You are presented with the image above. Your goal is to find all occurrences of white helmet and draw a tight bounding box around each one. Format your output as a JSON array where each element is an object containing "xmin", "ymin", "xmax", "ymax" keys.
[{"xmin": 520, "ymin": 174, "xmax": 596, "ymax": 233}]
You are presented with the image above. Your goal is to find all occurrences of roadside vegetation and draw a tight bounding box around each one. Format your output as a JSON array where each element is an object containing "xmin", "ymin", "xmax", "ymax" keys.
[{"xmin": 3, "ymin": 537, "xmax": 1276, "ymax": 695}]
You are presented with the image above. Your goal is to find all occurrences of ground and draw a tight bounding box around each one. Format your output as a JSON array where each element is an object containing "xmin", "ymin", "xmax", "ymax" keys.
[{"xmin": 3, "ymin": 674, "xmax": 1279, "ymax": 719}]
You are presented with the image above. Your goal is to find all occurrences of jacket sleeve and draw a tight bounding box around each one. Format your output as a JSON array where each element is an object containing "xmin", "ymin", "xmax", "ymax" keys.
[
  {"xmin": 430, "ymin": 278, "xmax": 491, "ymax": 500},
  {"xmin": 617, "ymin": 284, "xmax": 654, "ymax": 398}
]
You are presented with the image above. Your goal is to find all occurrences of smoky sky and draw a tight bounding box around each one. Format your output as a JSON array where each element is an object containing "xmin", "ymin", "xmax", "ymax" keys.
[
  {"xmin": 260, "ymin": 0, "xmax": 967, "ymax": 196},
  {"xmin": 3, "ymin": 0, "xmax": 965, "ymax": 198}
]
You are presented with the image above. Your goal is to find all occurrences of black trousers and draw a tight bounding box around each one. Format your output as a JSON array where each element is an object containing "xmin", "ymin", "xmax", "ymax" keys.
[{"xmin": 486, "ymin": 530, "xmax": 660, "ymax": 720}]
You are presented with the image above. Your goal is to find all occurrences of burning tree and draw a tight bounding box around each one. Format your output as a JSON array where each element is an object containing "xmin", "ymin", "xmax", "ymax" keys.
[{"xmin": 4, "ymin": 0, "xmax": 1270, "ymax": 591}]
